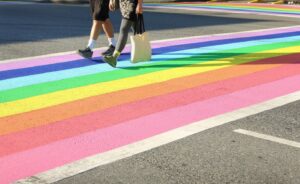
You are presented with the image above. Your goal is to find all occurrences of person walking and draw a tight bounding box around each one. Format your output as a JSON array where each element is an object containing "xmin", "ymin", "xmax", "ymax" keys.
[
  {"xmin": 78, "ymin": 0, "xmax": 117, "ymax": 59},
  {"xmin": 102, "ymin": 0, "xmax": 143, "ymax": 67}
]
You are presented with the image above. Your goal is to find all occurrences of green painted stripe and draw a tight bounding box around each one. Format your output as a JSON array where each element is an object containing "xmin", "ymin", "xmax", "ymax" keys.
[{"xmin": 0, "ymin": 40, "xmax": 299, "ymax": 103}]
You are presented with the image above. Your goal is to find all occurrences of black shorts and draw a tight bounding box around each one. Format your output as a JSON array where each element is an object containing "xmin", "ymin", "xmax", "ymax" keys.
[{"xmin": 90, "ymin": 0, "xmax": 109, "ymax": 21}]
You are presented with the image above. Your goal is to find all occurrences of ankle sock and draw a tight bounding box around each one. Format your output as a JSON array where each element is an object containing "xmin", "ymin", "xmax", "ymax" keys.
[
  {"xmin": 87, "ymin": 39, "xmax": 96, "ymax": 50},
  {"xmin": 113, "ymin": 51, "xmax": 121, "ymax": 57},
  {"xmin": 108, "ymin": 37, "xmax": 117, "ymax": 47}
]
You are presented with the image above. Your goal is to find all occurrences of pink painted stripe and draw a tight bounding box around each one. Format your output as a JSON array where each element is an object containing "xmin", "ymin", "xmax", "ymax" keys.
[
  {"xmin": 1, "ymin": 26, "xmax": 300, "ymax": 71},
  {"xmin": 0, "ymin": 62, "xmax": 300, "ymax": 157},
  {"xmin": 1, "ymin": 73, "xmax": 300, "ymax": 183},
  {"xmin": 1, "ymin": 62, "xmax": 300, "ymax": 157}
]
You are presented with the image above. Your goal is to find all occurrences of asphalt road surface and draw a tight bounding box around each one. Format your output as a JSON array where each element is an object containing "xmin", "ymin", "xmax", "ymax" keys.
[{"xmin": 0, "ymin": 1, "xmax": 299, "ymax": 184}]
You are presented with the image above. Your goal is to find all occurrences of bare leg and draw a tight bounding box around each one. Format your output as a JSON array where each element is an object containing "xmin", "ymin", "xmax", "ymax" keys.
[
  {"xmin": 102, "ymin": 19, "xmax": 114, "ymax": 38},
  {"xmin": 102, "ymin": 19, "xmax": 117, "ymax": 48},
  {"xmin": 90, "ymin": 20, "xmax": 103, "ymax": 40},
  {"xmin": 77, "ymin": 20, "xmax": 105, "ymax": 59},
  {"xmin": 77, "ymin": 20, "xmax": 103, "ymax": 58}
]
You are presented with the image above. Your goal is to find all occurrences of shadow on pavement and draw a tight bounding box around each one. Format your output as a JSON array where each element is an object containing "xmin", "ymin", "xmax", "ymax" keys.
[{"xmin": 119, "ymin": 52, "xmax": 300, "ymax": 70}]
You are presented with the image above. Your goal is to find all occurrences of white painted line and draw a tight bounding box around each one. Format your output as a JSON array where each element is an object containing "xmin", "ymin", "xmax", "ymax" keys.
[
  {"xmin": 151, "ymin": 25, "xmax": 300, "ymax": 43},
  {"xmin": 234, "ymin": 129, "xmax": 300, "ymax": 148},
  {"xmin": 0, "ymin": 1, "xmax": 34, "ymax": 5},
  {"xmin": 2, "ymin": 25, "xmax": 300, "ymax": 64},
  {"xmin": 145, "ymin": 5, "xmax": 300, "ymax": 19},
  {"xmin": 15, "ymin": 90, "xmax": 300, "ymax": 184},
  {"xmin": 0, "ymin": 50, "xmax": 77, "ymax": 64},
  {"xmin": 0, "ymin": 1, "xmax": 89, "ymax": 7}
]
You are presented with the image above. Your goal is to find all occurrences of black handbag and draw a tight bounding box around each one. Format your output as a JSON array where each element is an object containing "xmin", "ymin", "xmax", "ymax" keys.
[{"xmin": 134, "ymin": 14, "xmax": 146, "ymax": 35}]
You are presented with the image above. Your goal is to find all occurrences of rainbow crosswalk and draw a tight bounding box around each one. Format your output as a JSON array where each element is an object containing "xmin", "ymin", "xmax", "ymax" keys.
[
  {"xmin": 145, "ymin": 2, "xmax": 300, "ymax": 18},
  {"xmin": 1, "ymin": 26, "xmax": 300, "ymax": 183}
]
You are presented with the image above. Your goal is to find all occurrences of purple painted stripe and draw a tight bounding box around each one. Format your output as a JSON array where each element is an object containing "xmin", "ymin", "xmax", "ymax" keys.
[
  {"xmin": 1, "ymin": 26, "xmax": 300, "ymax": 72},
  {"xmin": 2, "ymin": 31, "xmax": 300, "ymax": 80}
]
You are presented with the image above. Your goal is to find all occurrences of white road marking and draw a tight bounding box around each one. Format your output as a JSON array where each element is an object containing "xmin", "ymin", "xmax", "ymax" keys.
[
  {"xmin": 15, "ymin": 90, "xmax": 300, "ymax": 184},
  {"xmin": 0, "ymin": 1, "xmax": 34, "ymax": 5},
  {"xmin": 144, "ymin": 5, "xmax": 300, "ymax": 19},
  {"xmin": 0, "ymin": 1, "xmax": 89, "ymax": 7},
  {"xmin": 2, "ymin": 25, "xmax": 300, "ymax": 64},
  {"xmin": 234, "ymin": 129, "xmax": 300, "ymax": 148}
]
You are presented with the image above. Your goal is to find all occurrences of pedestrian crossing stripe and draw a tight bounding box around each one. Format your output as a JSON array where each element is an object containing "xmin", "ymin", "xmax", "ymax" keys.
[{"xmin": 0, "ymin": 26, "xmax": 300, "ymax": 183}]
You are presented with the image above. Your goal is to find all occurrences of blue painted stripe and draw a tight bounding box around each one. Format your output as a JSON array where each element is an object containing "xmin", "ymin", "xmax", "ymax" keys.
[
  {"xmin": 1, "ymin": 31, "xmax": 300, "ymax": 81},
  {"xmin": 1, "ymin": 35, "xmax": 300, "ymax": 91}
]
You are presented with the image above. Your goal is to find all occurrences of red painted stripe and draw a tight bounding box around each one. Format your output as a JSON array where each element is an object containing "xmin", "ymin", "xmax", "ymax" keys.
[
  {"xmin": 0, "ymin": 61, "xmax": 299, "ymax": 157},
  {"xmin": 1, "ymin": 72, "xmax": 300, "ymax": 184}
]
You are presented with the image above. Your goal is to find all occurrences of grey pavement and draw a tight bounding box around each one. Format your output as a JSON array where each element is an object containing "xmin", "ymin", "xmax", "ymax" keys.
[
  {"xmin": 1, "ymin": 2, "xmax": 300, "ymax": 60},
  {"xmin": 55, "ymin": 101, "xmax": 300, "ymax": 184},
  {"xmin": 1, "ymin": 2, "xmax": 299, "ymax": 184}
]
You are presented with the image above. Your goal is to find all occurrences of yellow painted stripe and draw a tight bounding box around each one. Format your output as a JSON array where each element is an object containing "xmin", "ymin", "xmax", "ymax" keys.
[{"xmin": 0, "ymin": 46, "xmax": 299, "ymax": 118}]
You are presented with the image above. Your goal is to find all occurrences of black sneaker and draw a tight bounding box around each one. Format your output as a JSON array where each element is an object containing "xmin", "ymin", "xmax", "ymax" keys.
[
  {"xmin": 77, "ymin": 47, "xmax": 93, "ymax": 59},
  {"xmin": 101, "ymin": 45, "xmax": 115, "ymax": 56}
]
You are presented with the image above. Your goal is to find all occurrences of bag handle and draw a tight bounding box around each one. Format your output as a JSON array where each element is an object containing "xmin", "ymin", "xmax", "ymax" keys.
[{"xmin": 134, "ymin": 14, "xmax": 145, "ymax": 35}]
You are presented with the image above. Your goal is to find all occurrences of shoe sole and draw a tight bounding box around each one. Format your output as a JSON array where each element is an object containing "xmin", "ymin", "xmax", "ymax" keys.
[
  {"xmin": 77, "ymin": 51, "xmax": 93, "ymax": 59},
  {"xmin": 101, "ymin": 51, "xmax": 115, "ymax": 57}
]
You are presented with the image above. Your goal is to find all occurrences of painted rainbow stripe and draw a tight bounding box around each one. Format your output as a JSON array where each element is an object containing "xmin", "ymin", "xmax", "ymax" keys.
[
  {"xmin": 1, "ymin": 26, "xmax": 300, "ymax": 183},
  {"xmin": 144, "ymin": 2, "xmax": 300, "ymax": 18}
]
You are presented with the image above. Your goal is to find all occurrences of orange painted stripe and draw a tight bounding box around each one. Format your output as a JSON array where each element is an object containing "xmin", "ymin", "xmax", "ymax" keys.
[
  {"xmin": 1, "ymin": 54, "xmax": 296, "ymax": 136},
  {"xmin": 1, "ymin": 60, "xmax": 300, "ymax": 157}
]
